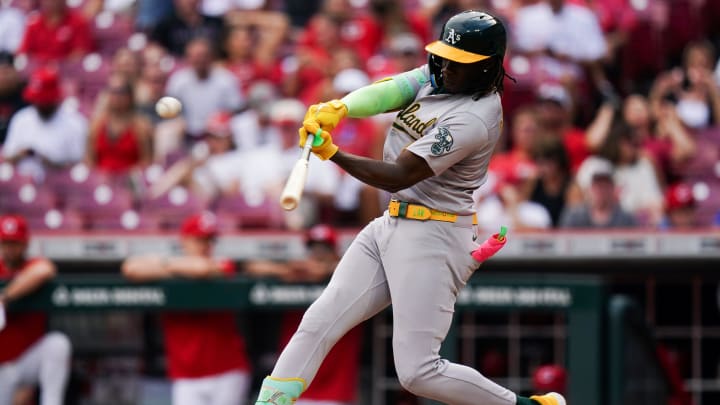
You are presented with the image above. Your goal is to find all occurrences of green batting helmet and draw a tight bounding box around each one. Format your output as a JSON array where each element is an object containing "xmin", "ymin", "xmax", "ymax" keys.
[
  {"xmin": 425, "ymin": 10, "xmax": 507, "ymax": 63},
  {"xmin": 425, "ymin": 11, "xmax": 508, "ymax": 92}
]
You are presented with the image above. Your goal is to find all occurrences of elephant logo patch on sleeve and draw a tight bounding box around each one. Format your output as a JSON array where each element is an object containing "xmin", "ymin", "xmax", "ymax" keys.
[{"xmin": 431, "ymin": 127, "xmax": 453, "ymax": 155}]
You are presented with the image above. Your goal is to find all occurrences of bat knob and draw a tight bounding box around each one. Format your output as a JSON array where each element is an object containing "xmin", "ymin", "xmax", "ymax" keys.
[{"xmin": 280, "ymin": 196, "xmax": 298, "ymax": 211}]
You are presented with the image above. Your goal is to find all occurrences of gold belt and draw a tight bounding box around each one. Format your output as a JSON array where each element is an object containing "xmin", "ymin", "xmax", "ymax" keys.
[{"xmin": 388, "ymin": 199, "xmax": 478, "ymax": 225}]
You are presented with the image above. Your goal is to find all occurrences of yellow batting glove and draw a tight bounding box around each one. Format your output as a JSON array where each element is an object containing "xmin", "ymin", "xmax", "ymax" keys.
[
  {"xmin": 302, "ymin": 99, "xmax": 348, "ymax": 135},
  {"xmin": 298, "ymin": 126, "xmax": 338, "ymax": 160}
]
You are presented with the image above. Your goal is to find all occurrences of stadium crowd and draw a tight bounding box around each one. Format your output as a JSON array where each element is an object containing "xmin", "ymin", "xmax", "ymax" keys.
[{"xmin": 1, "ymin": 0, "xmax": 720, "ymax": 232}]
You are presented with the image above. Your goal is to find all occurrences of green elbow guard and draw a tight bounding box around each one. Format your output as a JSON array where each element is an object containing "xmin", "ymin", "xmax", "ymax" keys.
[{"xmin": 341, "ymin": 68, "xmax": 427, "ymax": 117}]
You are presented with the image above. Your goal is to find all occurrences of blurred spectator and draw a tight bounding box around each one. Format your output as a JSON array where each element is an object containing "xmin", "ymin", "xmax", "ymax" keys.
[
  {"xmin": 591, "ymin": 0, "xmax": 666, "ymax": 94},
  {"xmin": 135, "ymin": 63, "xmax": 170, "ymax": 125},
  {"xmin": 222, "ymin": 10, "xmax": 287, "ymax": 91},
  {"xmin": 532, "ymin": 364, "xmax": 567, "ymax": 395},
  {"xmin": 17, "ymin": 0, "xmax": 94, "ymax": 63},
  {"xmin": 329, "ymin": 68, "xmax": 383, "ymax": 226},
  {"xmin": 661, "ymin": 182, "xmax": 699, "ymax": 229},
  {"xmin": 527, "ymin": 137, "xmax": 571, "ymax": 227},
  {"xmin": 367, "ymin": 32, "xmax": 425, "ymax": 81},
  {"xmin": 475, "ymin": 173, "xmax": 552, "ymax": 232},
  {"xmin": 265, "ymin": 98, "xmax": 340, "ymax": 229},
  {"xmin": 110, "ymin": 47, "xmax": 142, "ymax": 84},
  {"xmin": 297, "ymin": 0, "xmax": 379, "ymax": 61},
  {"xmin": 122, "ymin": 212, "xmax": 251, "ymax": 405},
  {"xmin": 150, "ymin": 0, "xmax": 225, "ymax": 56},
  {"xmin": 365, "ymin": 0, "xmax": 431, "ymax": 53},
  {"xmin": 587, "ymin": 93, "xmax": 696, "ymax": 186},
  {"xmin": 290, "ymin": 11, "xmax": 363, "ymax": 103},
  {"xmin": 560, "ymin": 158, "xmax": 636, "ymax": 228},
  {"xmin": 0, "ymin": 52, "xmax": 27, "ymax": 146},
  {"xmin": 150, "ymin": 111, "xmax": 246, "ymax": 203},
  {"xmin": 245, "ymin": 224, "xmax": 364, "ymax": 405},
  {"xmin": 229, "ymin": 81, "xmax": 281, "ymax": 152},
  {"xmin": 296, "ymin": 46, "xmax": 363, "ymax": 106},
  {"xmin": 597, "ymin": 120, "xmax": 664, "ymax": 225},
  {"xmin": 0, "ymin": 1, "xmax": 26, "ymax": 53},
  {"xmin": 202, "ymin": 0, "xmax": 267, "ymax": 17},
  {"xmin": 423, "ymin": 0, "xmax": 498, "ymax": 38},
  {"xmin": 0, "ymin": 214, "xmax": 72, "ymax": 405},
  {"xmin": 650, "ymin": 43, "xmax": 720, "ymax": 227},
  {"xmin": 650, "ymin": 41, "xmax": 720, "ymax": 132},
  {"xmin": 489, "ymin": 106, "xmax": 539, "ymax": 185},
  {"xmin": 2, "ymin": 67, "xmax": 87, "ymax": 182},
  {"xmin": 135, "ymin": 0, "xmax": 174, "ymax": 32},
  {"xmin": 166, "ymin": 36, "xmax": 244, "ymax": 138},
  {"xmin": 534, "ymin": 84, "xmax": 589, "ymax": 173},
  {"xmin": 283, "ymin": 0, "xmax": 321, "ymax": 28},
  {"xmin": 513, "ymin": 0, "xmax": 608, "ymax": 91},
  {"xmin": 85, "ymin": 74, "xmax": 152, "ymax": 175}
]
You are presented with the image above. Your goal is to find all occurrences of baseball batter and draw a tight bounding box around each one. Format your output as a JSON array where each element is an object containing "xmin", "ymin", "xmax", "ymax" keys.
[{"xmin": 256, "ymin": 11, "xmax": 565, "ymax": 405}]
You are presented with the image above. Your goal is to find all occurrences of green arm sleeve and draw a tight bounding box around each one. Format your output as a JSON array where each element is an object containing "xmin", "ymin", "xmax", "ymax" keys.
[{"xmin": 341, "ymin": 67, "xmax": 429, "ymax": 118}]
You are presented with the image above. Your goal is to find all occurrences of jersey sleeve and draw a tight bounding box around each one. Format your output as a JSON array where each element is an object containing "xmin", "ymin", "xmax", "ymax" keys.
[{"xmin": 406, "ymin": 111, "xmax": 490, "ymax": 175}]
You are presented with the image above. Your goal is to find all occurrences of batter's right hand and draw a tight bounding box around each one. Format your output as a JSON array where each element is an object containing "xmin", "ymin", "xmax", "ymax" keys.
[
  {"xmin": 301, "ymin": 99, "xmax": 348, "ymax": 135},
  {"xmin": 298, "ymin": 126, "xmax": 338, "ymax": 160}
]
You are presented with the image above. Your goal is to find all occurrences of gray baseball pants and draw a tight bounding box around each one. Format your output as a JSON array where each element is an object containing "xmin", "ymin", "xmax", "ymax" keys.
[{"xmin": 271, "ymin": 212, "xmax": 517, "ymax": 405}]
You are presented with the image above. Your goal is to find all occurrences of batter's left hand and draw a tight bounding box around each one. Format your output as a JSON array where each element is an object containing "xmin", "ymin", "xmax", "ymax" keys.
[{"xmin": 299, "ymin": 126, "xmax": 339, "ymax": 160}]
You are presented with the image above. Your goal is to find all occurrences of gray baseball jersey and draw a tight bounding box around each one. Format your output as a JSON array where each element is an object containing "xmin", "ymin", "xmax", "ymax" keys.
[
  {"xmin": 269, "ymin": 66, "xmax": 517, "ymax": 405},
  {"xmin": 387, "ymin": 65, "xmax": 502, "ymax": 215}
]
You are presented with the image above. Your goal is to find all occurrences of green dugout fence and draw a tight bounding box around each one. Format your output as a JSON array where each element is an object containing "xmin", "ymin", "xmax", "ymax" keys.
[{"xmin": 3, "ymin": 274, "xmax": 604, "ymax": 405}]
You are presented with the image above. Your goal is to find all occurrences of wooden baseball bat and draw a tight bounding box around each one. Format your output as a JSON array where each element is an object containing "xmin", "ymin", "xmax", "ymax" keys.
[{"xmin": 279, "ymin": 129, "xmax": 321, "ymax": 211}]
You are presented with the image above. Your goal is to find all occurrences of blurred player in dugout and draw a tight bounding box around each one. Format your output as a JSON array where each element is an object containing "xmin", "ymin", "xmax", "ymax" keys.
[
  {"xmin": 245, "ymin": 224, "xmax": 363, "ymax": 405},
  {"xmin": 122, "ymin": 212, "xmax": 251, "ymax": 405},
  {"xmin": 0, "ymin": 214, "xmax": 72, "ymax": 405}
]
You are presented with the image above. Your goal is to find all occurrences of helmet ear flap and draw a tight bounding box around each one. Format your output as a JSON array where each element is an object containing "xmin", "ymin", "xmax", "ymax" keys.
[{"xmin": 428, "ymin": 54, "xmax": 444, "ymax": 89}]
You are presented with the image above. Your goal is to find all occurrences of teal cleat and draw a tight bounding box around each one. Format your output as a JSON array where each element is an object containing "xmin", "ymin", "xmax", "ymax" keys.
[{"xmin": 255, "ymin": 376, "xmax": 306, "ymax": 405}]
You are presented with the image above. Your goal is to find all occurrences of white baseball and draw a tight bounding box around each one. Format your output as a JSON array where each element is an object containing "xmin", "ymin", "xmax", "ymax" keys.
[{"xmin": 155, "ymin": 96, "xmax": 183, "ymax": 119}]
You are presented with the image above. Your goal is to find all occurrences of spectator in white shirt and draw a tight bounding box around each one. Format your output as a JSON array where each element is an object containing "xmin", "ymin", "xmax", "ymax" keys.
[
  {"xmin": 150, "ymin": 111, "xmax": 246, "ymax": 202},
  {"xmin": 166, "ymin": 37, "xmax": 244, "ymax": 138},
  {"xmin": 474, "ymin": 172, "xmax": 553, "ymax": 232},
  {"xmin": 2, "ymin": 67, "xmax": 87, "ymax": 183},
  {"xmin": 0, "ymin": 3, "xmax": 25, "ymax": 53},
  {"xmin": 513, "ymin": 0, "xmax": 607, "ymax": 84}
]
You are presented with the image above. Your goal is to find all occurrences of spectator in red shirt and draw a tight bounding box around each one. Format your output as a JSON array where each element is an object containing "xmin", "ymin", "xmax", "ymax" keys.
[
  {"xmin": 0, "ymin": 214, "xmax": 72, "ymax": 405},
  {"xmin": 17, "ymin": 0, "xmax": 94, "ymax": 63},
  {"xmin": 122, "ymin": 212, "xmax": 252, "ymax": 405},
  {"xmin": 222, "ymin": 11, "xmax": 287, "ymax": 92},
  {"xmin": 85, "ymin": 73, "xmax": 152, "ymax": 175},
  {"xmin": 245, "ymin": 224, "xmax": 364, "ymax": 405},
  {"xmin": 535, "ymin": 84, "xmax": 590, "ymax": 173},
  {"xmin": 489, "ymin": 106, "xmax": 539, "ymax": 185}
]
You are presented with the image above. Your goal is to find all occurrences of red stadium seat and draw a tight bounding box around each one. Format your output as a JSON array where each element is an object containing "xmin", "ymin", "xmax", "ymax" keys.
[
  {"xmin": 139, "ymin": 186, "xmax": 207, "ymax": 230},
  {"xmin": 0, "ymin": 183, "xmax": 58, "ymax": 218},
  {"xmin": 92, "ymin": 11, "xmax": 134, "ymax": 57},
  {"xmin": 44, "ymin": 164, "xmax": 111, "ymax": 205},
  {"xmin": 0, "ymin": 162, "xmax": 33, "ymax": 204},
  {"xmin": 64, "ymin": 183, "xmax": 136, "ymax": 229},
  {"xmin": 214, "ymin": 193, "xmax": 285, "ymax": 230},
  {"xmin": 27, "ymin": 209, "xmax": 84, "ymax": 232},
  {"xmin": 89, "ymin": 209, "xmax": 159, "ymax": 231}
]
